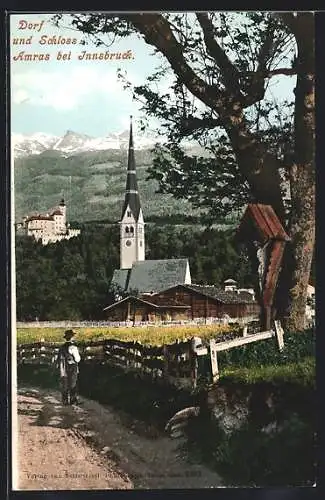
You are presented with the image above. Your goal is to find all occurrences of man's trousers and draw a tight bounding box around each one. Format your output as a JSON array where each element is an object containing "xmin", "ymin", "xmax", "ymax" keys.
[{"xmin": 60, "ymin": 364, "xmax": 79, "ymax": 404}]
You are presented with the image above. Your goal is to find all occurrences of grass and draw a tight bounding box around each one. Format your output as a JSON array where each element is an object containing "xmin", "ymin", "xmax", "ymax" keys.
[
  {"xmin": 217, "ymin": 329, "xmax": 315, "ymax": 368},
  {"xmin": 220, "ymin": 356, "xmax": 315, "ymax": 387},
  {"xmin": 16, "ymin": 324, "xmax": 231, "ymax": 346}
]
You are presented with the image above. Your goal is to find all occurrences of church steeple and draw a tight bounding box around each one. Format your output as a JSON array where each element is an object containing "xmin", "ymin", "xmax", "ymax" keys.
[
  {"xmin": 119, "ymin": 116, "xmax": 145, "ymax": 269},
  {"xmin": 121, "ymin": 116, "xmax": 141, "ymax": 221}
]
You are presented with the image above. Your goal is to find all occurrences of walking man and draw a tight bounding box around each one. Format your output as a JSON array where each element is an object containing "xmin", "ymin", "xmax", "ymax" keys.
[{"xmin": 57, "ymin": 329, "xmax": 81, "ymax": 405}]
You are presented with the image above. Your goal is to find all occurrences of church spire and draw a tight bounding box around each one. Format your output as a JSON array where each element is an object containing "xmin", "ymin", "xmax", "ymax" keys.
[
  {"xmin": 119, "ymin": 116, "xmax": 145, "ymax": 269},
  {"xmin": 121, "ymin": 115, "xmax": 141, "ymax": 221}
]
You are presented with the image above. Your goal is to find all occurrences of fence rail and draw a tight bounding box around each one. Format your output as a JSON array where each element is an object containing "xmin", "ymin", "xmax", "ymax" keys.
[
  {"xmin": 17, "ymin": 321, "xmax": 285, "ymax": 390},
  {"xmin": 16, "ymin": 316, "xmax": 258, "ymax": 329}
]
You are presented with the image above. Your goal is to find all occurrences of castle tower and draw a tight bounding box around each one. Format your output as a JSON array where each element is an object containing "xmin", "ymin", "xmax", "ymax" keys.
[
  {"xmin": 120, "ymin": 116, "xmax": 145, "ymax": 269},
  {"xmin": 59, "ymin": 198, "xmax": 67, "ymax": 230}
]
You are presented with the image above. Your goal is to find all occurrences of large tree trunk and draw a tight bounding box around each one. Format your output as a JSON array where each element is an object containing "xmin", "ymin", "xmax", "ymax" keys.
[
  {"xmin": 226, "ymin": 122, "xmax": 286, "ymax": 223},
  {"xmin": 278, "ymin": 13, "xmax": 315, "ymax": 331},
  {"xmin": 229, "ymin": 14, "xmax": 315, "ymax": 331}
]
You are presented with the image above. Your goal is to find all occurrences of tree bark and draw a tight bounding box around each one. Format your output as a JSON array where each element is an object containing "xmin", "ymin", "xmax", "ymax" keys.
[
  {"xmin": 277, "ymin": 13, "xmax": 315, "ymax": 331},
  {"xmin": 225, "ymin": 120, "xmax": 285, "ymax": 223}
]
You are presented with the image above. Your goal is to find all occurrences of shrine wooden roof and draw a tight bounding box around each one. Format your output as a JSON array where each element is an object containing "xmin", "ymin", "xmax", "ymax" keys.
[{"xmin": 237, "ymin": 203, "xmax": 290, "ymax": 243}]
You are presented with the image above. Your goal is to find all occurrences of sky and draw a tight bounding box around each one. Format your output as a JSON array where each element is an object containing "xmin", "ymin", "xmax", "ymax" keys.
[{"xmin": 10, "ymin": 12, "xmax": 296, "ymax": 139}]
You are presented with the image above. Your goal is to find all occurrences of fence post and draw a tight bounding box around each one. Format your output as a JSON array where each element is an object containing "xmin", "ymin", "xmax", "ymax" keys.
[
  {"xmin": 242, "ymin": 325, "xmax": 248, "ymax": 337},
  {"xmin": 190, "ymin": 338, "xmax": 199, "ymax": 389},
  {"xmin": 209, "ymin": 339, "xmax": 219, "ymax": 384},
  {"xmin": 175, "ymin": 339, "xmax": 180, "ymax": 378},
  {"xmin": 101, "ymin": 341, "xmax": 106, "ymax": 363},
  {"xmin": 274, "ymin": 320, "xmax": 285, "ymax": 351},
  {"xmin": 163, "ymin": 344, "xmax": 169, "ymax": 381}
]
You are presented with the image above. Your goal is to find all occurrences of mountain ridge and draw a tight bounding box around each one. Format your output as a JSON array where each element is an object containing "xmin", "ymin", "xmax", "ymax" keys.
[
  {"xmin": 12, "ymin": 129, "xmax": 162, "ymax": 158},
  {"xmin": 14, "ymin": 145, "xmax": 206, "ymax": 224},
  {"xmin": 13, "ymin": 129, "xmax": 212, "ymax": 224}
]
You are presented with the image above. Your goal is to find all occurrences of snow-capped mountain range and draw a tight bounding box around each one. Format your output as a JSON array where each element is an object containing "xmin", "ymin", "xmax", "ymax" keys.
[{"xmin": 12, "ymin": 130, "xmax": 161, "ymax": 158}]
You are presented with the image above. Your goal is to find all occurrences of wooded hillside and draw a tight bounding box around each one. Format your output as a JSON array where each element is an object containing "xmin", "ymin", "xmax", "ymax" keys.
[{"xmin": 15, "ymin": 225, "xmax": 255, "ymax": 321}]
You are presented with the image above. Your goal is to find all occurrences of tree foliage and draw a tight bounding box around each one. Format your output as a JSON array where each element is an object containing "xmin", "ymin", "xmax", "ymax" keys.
[
  {"xmin": 52, "ymin": 11, "xmax": 315, "ymax": 330},
  {"xmin": 53, "ymin": 12, "xmax": 295, "ymax": 219}
]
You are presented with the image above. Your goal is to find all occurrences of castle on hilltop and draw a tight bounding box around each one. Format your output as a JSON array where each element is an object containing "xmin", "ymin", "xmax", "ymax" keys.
[{"xmin": 17, "ymin": 199, "xmax": 81, "ymax": 245}]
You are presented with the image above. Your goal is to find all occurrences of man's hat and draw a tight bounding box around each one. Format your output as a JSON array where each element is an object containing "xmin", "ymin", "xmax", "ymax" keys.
[{"xmin": 64, "ymin": 329, "xmax": 76, "ymax": 340}]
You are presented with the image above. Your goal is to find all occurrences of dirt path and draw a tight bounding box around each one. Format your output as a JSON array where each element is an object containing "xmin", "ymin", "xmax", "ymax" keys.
[
  {"xmin": 17, "ymin": 386, "xmax": 223, "ymax": 490},
  {"xmin": 17, "ymin": 388, "xmax": 132, "ymax": 490}
]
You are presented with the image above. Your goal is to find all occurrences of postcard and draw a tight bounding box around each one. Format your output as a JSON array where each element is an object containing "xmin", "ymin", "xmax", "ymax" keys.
[{"xmin": 10, "ymin": 11, "xmax": 316, "ymax": 491}]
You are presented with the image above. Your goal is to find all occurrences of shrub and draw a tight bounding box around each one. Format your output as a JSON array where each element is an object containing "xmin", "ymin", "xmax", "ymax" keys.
[
  {"xmin": 213, "ymin": 415, "xmax": 316, "ymax": 486},
  {"xmin": 218, "ymin": 329, "xmax": 315, "ymax": 370}
]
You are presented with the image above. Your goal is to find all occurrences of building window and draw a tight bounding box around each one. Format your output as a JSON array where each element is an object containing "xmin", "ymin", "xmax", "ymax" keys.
[
  {"xmin": 126, "ymin": 240, "xmax": 132, "ymax": 247},
  {"xmin": 127, "ymin": 211, "xmax": 132, "ymax": 217},
  {"xmin": 125, "ymin": 226, "xmax": 129, "ymax": 233},
  {"xmin": 140, "ymin": 241, "xmax": 143, "ymax": 247},
  {"xmin": 130, "ymin": 226, "xmax": 134, "ymax": 234}
]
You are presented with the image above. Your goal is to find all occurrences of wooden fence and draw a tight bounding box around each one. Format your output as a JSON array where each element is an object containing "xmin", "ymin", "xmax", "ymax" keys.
[
  {"xmin": 17, "ymin": 321, "xmax": 285, "ymax": 390},
  {"xmin": 17, "ymin": 337, "xmax": 196, "ymax": 390},
  {"xmin": 16, "ymin": 316, "xmax": 258, "ymax": 329}
]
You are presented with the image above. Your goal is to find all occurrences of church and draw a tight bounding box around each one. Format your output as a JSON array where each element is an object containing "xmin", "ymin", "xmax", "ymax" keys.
[
  {"xmin": 105, "ymin": 118, "xmax": 260, "ymax": 323},
  {"xmin": 110, "ymin": 116, "xmax": 192, "ymax": 297}
]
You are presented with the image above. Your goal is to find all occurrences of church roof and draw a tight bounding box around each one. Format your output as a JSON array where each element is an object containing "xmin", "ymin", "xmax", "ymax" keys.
[
  {"xmin": 111, "ymin": 259, "xmax": 190, "ymax": 295},
  {"xmin": 127, "ymin": 259, "xmax": 190, "ymax": 294},
  {"xmin": 111, "ymin": 269, "xmax": 131, "ymax": 293},
  {"xmin": 121, "ymin": 118, "xmax": 141, "ymax": 221}
]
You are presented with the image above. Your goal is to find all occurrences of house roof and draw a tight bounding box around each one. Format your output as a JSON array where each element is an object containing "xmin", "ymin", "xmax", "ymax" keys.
[
  {"xmin": 51, "ymin": 210, "xmax": 63, "ymax": 216},
  {"xmin": 185, "ymin": 284, "xmax": 256, "ymax": 304},
  {"xmin": 237, "ymin": 203, "xmax": 290, "ymax": 243},
  {"xmin": 103, "ymin": 295, "xmax": 190, "ymax": 312},
  {"xmin": 105, "ymin": 280, "xmax": 257, "ymax": 314},
  {"xmin": 26, "ymin": 215, "xmax": 54, "ymax": 222},
  {"xmin": 104, "ymin": 295, "xmax": 159, "ymax": 311},
  {"xmin": 144, "ymin": 294, "xmax": 190, "ymax": 307},
  {"xmin": 153, "ymin": 283, "xmax": 256, "ymax": 305}
]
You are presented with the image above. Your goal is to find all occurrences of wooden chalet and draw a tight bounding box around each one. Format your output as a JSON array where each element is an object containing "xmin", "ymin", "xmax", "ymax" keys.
[
  {"xmin": 150, "ymin": 284, "xmax": 260, "ymax": 320},
  {"xmin": 103, "ymin": 294, "xmax": 190, "ymax": 322},
  {"xmin": 103, "ymin": 284, "xmax": 260, "ymax": 323}
]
